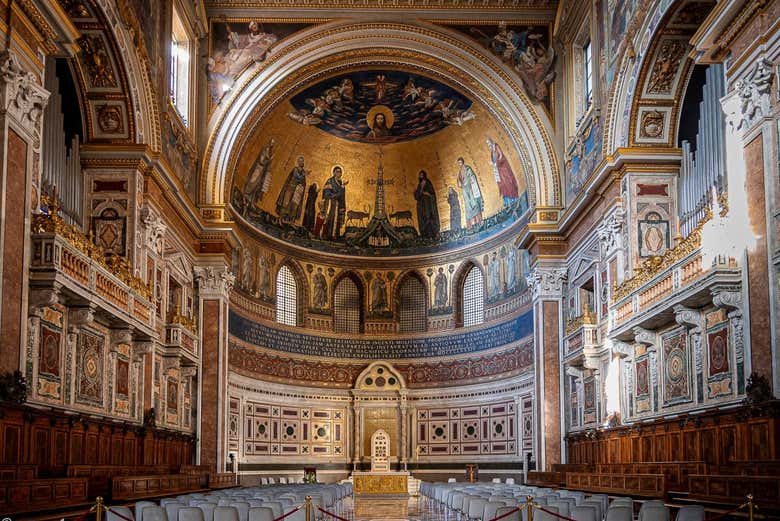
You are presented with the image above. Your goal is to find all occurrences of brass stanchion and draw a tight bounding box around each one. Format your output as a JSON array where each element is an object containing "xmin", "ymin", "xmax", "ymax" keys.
[
  {"xmin": 526, "ymin": 495, "xmax": 534, "ymax": 521},
  {"xmin": 306, "ymin": 495, "xmax": 313, "ymax": 521},
  {"xmin": 747, "ymin": 494, "xmax": 754, "ymax": 521},
  {"xmin": 92, "ymin": 496, "xmax": 105, "ymax": 521}
]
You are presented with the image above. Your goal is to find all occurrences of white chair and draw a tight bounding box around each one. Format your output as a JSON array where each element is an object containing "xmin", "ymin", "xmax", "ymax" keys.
[
  {"xmin": 548, "ymin": 501, "xmax": 570, "ymax": 518},
  {"xmin": 505, "ymin": 478, "xmax": 515, "ymax": 485},
  {"xmin": 261, "ymin": 477, "xmax": 269, "ymax": 485},
  {"xmin": 535, "ymin": 505, "xmax": 559, "ymax": 521},
  {"xmin": 179, "ymin": 507, "xmax": 206, "ymax": 521},
  {"xmin": 263, "ymin": 501, "xmax": 283, "ymax": 518},
  {"xmin": 449, "ymin": 478, "xmax": 458, "ymax": 483},
  {"xmin": 214, "ymin": 507, "xmax": 240, "ymax": 521},
  {"xmin": 228, "ymin": 502, "xmax": 249, "ymax": 521},
  {"xmin": 279, "ymin": 477, "xmax": 288, "ymax": 484},
  {"xmin": 136, "ymin": 501, "xmax": 157, "ymax": 521},
  {"xmin": 268, "ymin": 478, "xmax": 276, "ymax": 484},
  {"xmin": 675, "ymin": 506, "xmax": 704, "ymax": 521},
  {"xmin": 198, "ymin": 503, "xmax": 218, "ymax": 521},
  {"xmin": 482, "ymin": 501, "xmax": 506, "ymax": 521},
  {"xmin": 639, "ymin": 501, "xmax": 669, "ymax": 521},
  {"xmin": 605, "ymin": 506, "xmax": 633, "ymax": 521},
  {"xmin": 495, "ymin": 507, "xmax": 521, "ymax": 521},
  {"xmin": 249, "ymin": 506, "xmax": 275, "ymax": 521},
  {"xmin": 571, "ymin": 505, "xmax": 597, "ymax": 521},
  {"xmin": 107, "ymin": 506, "xmax": 134, "ymax": 521},
  {"xmin": 166, "ymin": 503, "xmax": 185, "ymax": 521},
  {"xmin": 141, "ymin": 507, "xmax": 168, "ymax": 521},
  {"xmin": 468, "ymin": 498, "xmax": 489, "ymax": 521},
  {"xmin": 582, "ymin": 499, "xmax": 603, "ymax": 521}
]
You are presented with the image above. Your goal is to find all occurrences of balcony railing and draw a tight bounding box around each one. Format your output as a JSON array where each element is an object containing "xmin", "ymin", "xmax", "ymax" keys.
[{"xmin": 30, "ymin": 209, "xmax": 155, "ymax": 334}]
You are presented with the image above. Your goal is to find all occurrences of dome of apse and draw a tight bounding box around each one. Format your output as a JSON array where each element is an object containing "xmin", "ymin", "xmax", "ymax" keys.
[{"xmin": 230, "ymin": 67, "xmax": 531, "ymax": 258}]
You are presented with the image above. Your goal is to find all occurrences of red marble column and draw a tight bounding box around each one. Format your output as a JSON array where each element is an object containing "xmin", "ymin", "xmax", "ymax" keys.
[
  {"xmin": 743, "ymin": 136, "xmax": 773, "ymax": 382},
  {"xmin": 0, "ymin": 130, "xmax": 27, "ymax": 373},
  {"xmin": 0, "ymin": 51, "xmax": 49, "ymax": 375},
  {"xmin": 529, "ymin": 266, "xmax": 567, "ymax": 470},
  {"xmin": 195, "ymin": 266, "xmax": 234, "ymax": 472}
]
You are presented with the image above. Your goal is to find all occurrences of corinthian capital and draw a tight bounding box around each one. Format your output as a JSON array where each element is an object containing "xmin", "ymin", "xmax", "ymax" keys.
[
  {"xmin": 526, "ymin": 266, "xmax": 567, "ymax": 300},
  {"xmin": 195, "ymin": 266, "xmax": 235, "ymax": 299},
  {"xmin": 0, "ymin": 50, "xmax": 50, "ymax": 144},
  {"xmin": 596, "ymin": 206, "xmax": 626, "ymax": 256}
]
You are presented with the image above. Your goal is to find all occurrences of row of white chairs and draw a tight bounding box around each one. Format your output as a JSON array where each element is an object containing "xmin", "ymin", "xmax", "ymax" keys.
[
  {"xmin": 420, "ymin": 482, "xmax": 705, "ymax": 521},
  {"xmin": 106, "ymin": 483, "xmax": 353, "ymax": 521},
  {"xmin": 260, "ymin": 477, "xmax": 305, "ymax": 485}
]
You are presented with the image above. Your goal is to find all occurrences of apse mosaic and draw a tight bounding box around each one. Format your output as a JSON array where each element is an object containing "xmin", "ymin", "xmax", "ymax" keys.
[{"xmin": 231, "ymin": 68, "xmax": 530, "ymax": 257}]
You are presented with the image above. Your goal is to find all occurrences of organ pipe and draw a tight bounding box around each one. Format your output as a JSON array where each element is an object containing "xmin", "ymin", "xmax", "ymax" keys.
[
  {"xmin": 42, "ymin": 59, "xmax": 82, "ymax": 228},
  {"xmin": 679, "ymin": 64, "xmax": 726, "ymax": 237}
]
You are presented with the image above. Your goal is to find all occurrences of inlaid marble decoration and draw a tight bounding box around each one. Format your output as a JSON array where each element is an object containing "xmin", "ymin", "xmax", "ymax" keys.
[
  {"xmin": 662, "ymin": 328, "xmax": 692, "ymax": 405},
  {"xmin": 415, "ymin": 401, "xmax": 516, "ymax": 457},
  {"xmin": 77, "ymin": 331, "xmax": 104, "ymax": 406},
  {"xmin": 634, "ymin": 356, "xmax": 651, "ymax": 413},
  {"xmin": 236, "ymin": 399, "xmax": 346, "ymax": 457},
  {"xmin": 37, "ymin": 323, "xmax": 62, "ymax": 399},
  {"xmin": 706, "ymin": 325, "xmax": 732, "ymax": 399},
  {"xmin": 583, "ymin": 377, "xmax": 597, "ymax": 423}
]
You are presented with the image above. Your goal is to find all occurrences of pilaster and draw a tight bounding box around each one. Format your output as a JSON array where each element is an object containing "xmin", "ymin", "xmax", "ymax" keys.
[
  {"xmin": 195, "ymin": 265, "xmax": 234, "ymax": 471},
  {"xmin": 527, "ymin": 264, "xmax": 567, "ymax": 469}
]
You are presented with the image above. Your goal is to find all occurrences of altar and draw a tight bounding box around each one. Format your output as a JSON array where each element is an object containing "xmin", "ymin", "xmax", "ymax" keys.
[{"xmin": 352, "ymin": 471, "xmax": 409, "ymax": 495}]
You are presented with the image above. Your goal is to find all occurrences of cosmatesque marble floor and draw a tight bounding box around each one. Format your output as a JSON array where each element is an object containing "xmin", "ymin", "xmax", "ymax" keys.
[
  {"xmin": 333, "ymin": 497, "xmax": 435, "ymax": 521},
  {"xmin": 323, "ymin": 497, "xmax": 454, "ymax": 521}
]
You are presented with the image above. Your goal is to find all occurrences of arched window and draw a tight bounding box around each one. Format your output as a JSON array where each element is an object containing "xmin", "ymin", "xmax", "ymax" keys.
[
  {"xmin": 462, "ymin": 266, "xmax": 484, "ymax": 327},
  {"xmin": 398, "ymin": 276, "xmax": 426, "ymax": 333},
  {"xmin": 276, "ymin": 265, "xmax": 297, "ymax": 326},
  {"xmin": 334, "ymin": 276, "xmax": 362, "ymax": 333}
]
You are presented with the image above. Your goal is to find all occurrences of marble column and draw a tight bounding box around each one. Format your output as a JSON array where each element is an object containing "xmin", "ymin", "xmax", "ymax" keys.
[
  {"xmin": 527, "ymin": 265, "xmax": 567, "ymax": 469},
  {"xmin": 400, "ymin": 391, "xmax": 409, "ymax": 471},
  {"xmin": 721, "ymin": 59, "xmax": 775, "ymax": 392},
  {"xmin": 0, "ymin": 50, "xmax": 49, "ymax": 374},
  {"xmin": 195, "ymin": 265, "xmax": 235, "ymax": 472}
]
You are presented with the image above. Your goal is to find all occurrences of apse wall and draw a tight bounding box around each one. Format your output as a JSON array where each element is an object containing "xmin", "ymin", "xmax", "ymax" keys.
[{"xmin": 226, "ymin": 232, "xmax": 537, "ymax": 482}]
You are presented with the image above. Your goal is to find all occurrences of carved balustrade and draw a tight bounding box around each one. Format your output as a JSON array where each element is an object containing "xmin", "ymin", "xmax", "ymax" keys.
[{"xmin": 29, "ymin": 211, "xmax": 155, "ymax": 335}]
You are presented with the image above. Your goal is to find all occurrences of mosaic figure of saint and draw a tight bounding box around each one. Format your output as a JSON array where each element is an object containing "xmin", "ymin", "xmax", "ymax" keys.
[
  {"xmin": 302, "ymin": 183, "xmax": 319, "ymax": 232},
  {"xmin": 487, "ymin": 138, "xmax": 519, "ymax": 206},
  {"xmin": 456, "ymin": 157, "xmax": 484, "ymax": 228},
  {"xmin": 322, "ymin": 165, "xmax": 348, "ymax": 240},
  {"xmin": 313, "ymin": 267, "xmax": 328, "ymax": 309},
  {"xmin": 434, "ymin": 267, "xmax": 448, "ymax": 308},
  {"xmin": 243, "ymin": 138, "xmax": 275, "ymax": 210},
  {"xmin": 276, "ymin": 156, "xmax": 308, "ymax": 224},
  {"xmin": 371, "ymin": 273, "xmax": 388, "ymax": 312},
  {"xmin": 447, "ymin": 186, "xmax": 462, "ymax": 231},
  {"xmin": 489, "ymin": 252, "xmax": 501, "ymax": 297},
  {"xmin": 414, "ymin": 170, "xmax": 440, "ymax": 238}
]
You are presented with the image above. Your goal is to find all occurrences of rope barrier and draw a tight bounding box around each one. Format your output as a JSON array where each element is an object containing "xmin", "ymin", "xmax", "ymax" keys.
[
  {"xmin": 533, "ymin": 505, "xmax": 578, "ymax": 521},
  {"xmin": 107, "ymin": 507, "xmax": 134, "ymax": 521},
  {"xmin": 272, "ymin": 505, "xmax": 303, "ymax": 521},
  {"xmin": 485, "ymin": 506, "xmax": 521, "ymax": 521},
  {"xmin": 316, "ymin": 505, "xmax": 350, "ymax": 521},
  {"xmin": 705, "ymin": 502, "xmax": 749, "ymax": 521}
]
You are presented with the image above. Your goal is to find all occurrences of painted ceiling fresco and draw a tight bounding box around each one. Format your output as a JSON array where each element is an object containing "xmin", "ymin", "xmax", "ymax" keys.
[
  {"xmin": 231, "ymin": 69, "xmax": 530, "ymax": 257},
  {"xmin": 442, "ymin": 22, "xmax": 555, "ymax": 112},
  {"xmin": 208, "ymin": 20, "xmax": 314, "ymax": 104}
]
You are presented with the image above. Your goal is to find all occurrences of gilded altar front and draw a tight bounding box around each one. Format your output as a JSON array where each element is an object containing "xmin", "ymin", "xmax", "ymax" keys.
[{"xmin": 353, "ymin": 471, "xmax": 409, "ymax": 495}]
